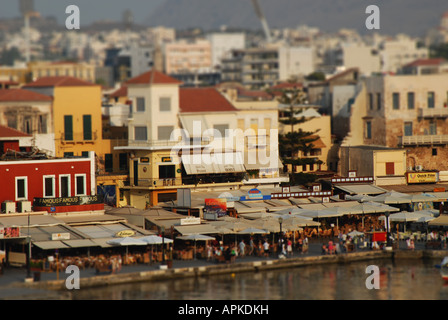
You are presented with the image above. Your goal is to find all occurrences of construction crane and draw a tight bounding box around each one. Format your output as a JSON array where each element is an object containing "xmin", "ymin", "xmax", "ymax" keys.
[{"xmin": 250, "ymin": 0, "xmax": 272, "ymax": 43}]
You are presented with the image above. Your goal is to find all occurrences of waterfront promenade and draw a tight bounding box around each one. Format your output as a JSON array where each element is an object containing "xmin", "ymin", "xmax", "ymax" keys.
[{"xmin": 1, "ymin": 239, "xmax": 446, "ymax": 299}]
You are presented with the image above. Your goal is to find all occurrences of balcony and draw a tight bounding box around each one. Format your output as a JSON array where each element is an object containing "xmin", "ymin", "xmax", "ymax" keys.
[
  {"xmin": 400, "ymin": 134, "xmax": 448, "ymax": 146},
  {"xmin": 133, "ymin": 178, "xmax": 183, "ymax": 188},
  {"xmin": 61, "ymin": 131, "xmax": 98, "ymax": 144},
  {"xmin": 418, "ymin": 107, "xmax": 448, "ymax": 119}
]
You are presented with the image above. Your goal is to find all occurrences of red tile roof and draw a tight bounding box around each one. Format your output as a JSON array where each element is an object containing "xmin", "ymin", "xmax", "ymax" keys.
[
  {"xmin": 404, "ymin": 58, "xmax": 447, "ymax": 67},
  {"xmin": 126, "ymin": 69, "xmax": 183, "ymax": 85},
  {"xmin": 0, "ymin": 89, "xmax": 52, "ymax": 102},
  {"xmin": 109, "ymin": 86, "xmax": 128, "ymax": 98},
  {"xmin": 0, "ymin": 125, "xmax": 31, "ymax": 138},
  {"xmin": 179, "ymin": 88, "xmax": 237, "ymax": 113},
  {"xmin": 25, "ymin": 76, "xmax": 96, "ymax": 87}
]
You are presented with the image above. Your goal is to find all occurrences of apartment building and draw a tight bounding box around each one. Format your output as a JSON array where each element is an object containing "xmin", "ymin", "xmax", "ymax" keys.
[
  {"xmin": 344, "ymin": 72, "xmax": 448, "ymax": 174},
  {"xmin": 164, "ymin": 39, "xmax": 212, "ymax": 75}
]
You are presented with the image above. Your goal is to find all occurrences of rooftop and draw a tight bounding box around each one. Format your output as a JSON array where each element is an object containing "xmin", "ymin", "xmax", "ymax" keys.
[
  {"xmin": 24, "ymin": 76, "xmax": 96, "ymax": 88},
  {"xmin": 0, "ymin": 125, "xmax": 31, "ymax": 138},
  {"xmin": 179, "ymin": 87, "xmax": 238, "ymax": 113},
  {"xmin": 0, "ymin": 89, "xmax": 52, "ymax": 102},
  {"xmin": 403, "ymin": 58, "xmax": 447, "ymax": 68},
  {"xmin": 126, "ymin": 69, "xmax": 183, "ymax": 86}
]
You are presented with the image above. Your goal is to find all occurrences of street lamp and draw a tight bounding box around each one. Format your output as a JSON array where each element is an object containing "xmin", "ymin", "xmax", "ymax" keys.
[
  {"xmin": 385, "ymin": 211, "xmax": 392, "ymax": 250},
  {"xmin": 26, "ymin": 211, "xmax": 31, "ymax": 281},
  {"xmin": 161, "ymin": 226, "xmax": 166, "ymax": 265},
  {"xmin": 278, "ymin": 217, "xmax": 283, "ymax": 252}
]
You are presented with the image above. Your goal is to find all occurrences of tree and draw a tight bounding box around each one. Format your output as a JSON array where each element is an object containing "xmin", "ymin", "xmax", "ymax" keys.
[
  {"xmin": 305, "ymin": 71, "xmax": 326, "ymax": 82},
  {"xmin": 274, "ymin": 86, "xmax": 322, "ymax": 178},
  {"xmin": 0, "ymin": 47, "xmax": 21, "ymax": 66},
  {"xmin": 430, "ymin": 43, "xmax": 448, "ymax": 60}
]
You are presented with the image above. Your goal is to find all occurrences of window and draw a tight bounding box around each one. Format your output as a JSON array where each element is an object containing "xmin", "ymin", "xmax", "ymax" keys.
[
  {"xmin": 213, "ymin": 124, "xmax": 229, "ymax": 138},
  {"xmin": 404, "ymin": 122, "xmax": 413, "ymax": 136},
  {"xmin": 428, "ymin": 92, "xmax": 435, "ymax": 109},
  {"xmin": 105, "ymin": 154, "xmax": 113, "ymax": 173},
  {"xmin": 432, "ymin": 148, "xmax": 438, "ymax": 156},
  {"xmin": 158, "ymin": 126, "xmax": 174, "ymax": 140},
  {"xmin": 159, "ymin": 165, "xmax": 175, "ymax": 179},
  {"xmin": 119, "ymin": 153, "xmax": 128, "ymax": 171},
  {"xmin": 159, "ymin": 97, "xmax": 171, "ymax": 112},
  {"xmin": 64, "ymin": 152, "xmax": 74, "ymax": 158},
  {"xmin": 43, "ymin": 175, "xmax": 56, "ymax": 198},
  {"xmin": 81, "ymin": 151, "xmax": 89, "ymax": 158},
  {"xmin": 134, "ymin": 126, "xmax": 147, "ymax": 141},
  {"xmin": 392, "ymin": 93, "xmax": 400, "ymax": 110},
  {"xmin": 368, "ymin": 93, "xmax": 374, "ymax": 110},
  {"xmin": 385, "ymin": 162, "xmax": 395, "ymax": 175},
  {"xmin": 136, "ymin": 97, "xmax": 145, "ymax": 112},
  {"xmin": 83, "ymin": 115, "xmax": 92, "ymax": 140},
  {"xmin": 38, "ymin": 115, "xmax": 47, "ymax": 134},
  {"xmin": 64, "ymin": 115, "xmax": 73, "ymax": 141},
  {"xmin": 377, "ymin": 93, "xmax": 381, "ymax": 110},
  {"xmin": 59, "ymin": 175, "xmax": 71, "ymax": 198},
  {"xmin": 429, "ymin": 120, "xmax": 437, "ymax": 135},
  {"xmin": 15, "ymin": 176, "xmax": 28, "ymax": 201},
  {"xmin": 407, "ymin": 92, "xmax": 415, "ymax": 110},
  {"xmin": 365, "ymin": 121, "xmax": 372, "ymax": 139},
  {"xmin": 75, "ymin": 174, "xmax": 86, "ymax": 196}
]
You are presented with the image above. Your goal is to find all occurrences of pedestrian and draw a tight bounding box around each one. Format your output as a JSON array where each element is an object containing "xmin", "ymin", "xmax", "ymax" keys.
[
  {"xmin": 239, "ymin": 240, "xmax": 246, "ymax": 257},
  {"xmin": 302, "ymin": 237, "xmax": 309, "ymax": 254},
  {"xmin": 249, "ymin": 237, "xmax": 255, "ymax": 256},
  {"xmin": 287, "ymin": 239, "xmax": 293, "ymax": 256},
  {"xmin": 297, "ymin": 238, "xmax": 303, "ymax": 254},
  {"xmin": 263, "ymin": 239, "xmax": 270, "ymax": 257}
]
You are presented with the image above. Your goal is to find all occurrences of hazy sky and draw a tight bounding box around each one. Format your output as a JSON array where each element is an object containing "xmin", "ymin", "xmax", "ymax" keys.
[{"xmin": 0, "ymin": 0, "xmax": 164, "ymax": 24}]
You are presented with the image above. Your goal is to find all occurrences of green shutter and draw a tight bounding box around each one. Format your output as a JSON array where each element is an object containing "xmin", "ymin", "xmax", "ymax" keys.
[
  {"xmin": 64, "ymin": 115, "xmax": 73, "ymax": 141},
  {"xmin": 83, "ymin": 115, "xmax": 92, "ymax": 140}
]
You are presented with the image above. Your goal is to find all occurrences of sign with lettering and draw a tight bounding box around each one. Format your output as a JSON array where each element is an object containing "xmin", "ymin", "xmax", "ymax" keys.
[
  {"xmin": 407, "ymin": 172, "xmax": 438, "ymax": 184},
  {"xmin": 180, "ymin": 217, "xmax": 201, "ymax": 226},
  {"xmin": 52, "ymin": 233, "xmax": 70, "ymax": 240},
  {"xmin": 161, "ymin": 157, "xmax": 172, "ymax": 162},
  {"xmin": 246, "ymin": 188, "xmax": 263, "ymax": 200},
  {"xmin": 34, "ymin": 195, "xmax": 103, "ymax": 207},
  {"xmin": 140, "ymin": 157, "xmax": 150, "ymax": 163},
  {"xmin": 115, "ymin": 230, "xmax": 136, "ymax": 238}
]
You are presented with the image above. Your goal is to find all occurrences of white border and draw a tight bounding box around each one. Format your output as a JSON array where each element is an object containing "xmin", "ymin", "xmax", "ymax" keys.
[
  {"xmin": 43, "ymin": 175, "xmax": 56, "ymax": 198},
  {"xmin": 74, "ymin": 174, "xmax": 87, "ymax": 196},
  {"xmin": 59, "ymin": 174, "xmax": 71, "ymax": 197},
  {"xmin": 15, "ymin": 176, "xmax": 28, "ymax": 201}
]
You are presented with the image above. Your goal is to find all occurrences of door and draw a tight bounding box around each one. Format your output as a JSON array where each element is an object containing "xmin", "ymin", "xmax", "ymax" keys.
[{"xmin": 133, "ymin": 160, "xmax": 139, "ymax": 186}]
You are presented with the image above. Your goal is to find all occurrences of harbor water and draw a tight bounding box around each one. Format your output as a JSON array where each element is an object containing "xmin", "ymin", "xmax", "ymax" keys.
[{"xmin": 68, "ymin": 258, "xmax": 448, "ymax": 300}]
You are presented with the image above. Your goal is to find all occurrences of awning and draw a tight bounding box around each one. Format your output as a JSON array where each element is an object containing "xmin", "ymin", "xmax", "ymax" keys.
[
  {"xmin": 335, "ymin": 184, "xmax": 387, "ymax": 195},
  {"xmin": 62, "ymin": 239, "xmax": 99, "ymax": 248},
  {"xmin": 428, "ymin": 215, "xmax": 448, "ymax": 227},
  {"xmin": 0, "ymin": 215, "xmax": 65, "ymax": 228},
  {"xmin": 174, "ymin": 224, "xmax": 220, "ymax": 235},
  {"xmin": 90, "ymin": 238, "xmax": 116, "ymax": 248},
  {"xmin": 33, "ymin": 240, "xmax": 70, "ymax": 250},
  {"xmin": 182, "ymin": 152, "xmax": 245, "ymax": 174}
]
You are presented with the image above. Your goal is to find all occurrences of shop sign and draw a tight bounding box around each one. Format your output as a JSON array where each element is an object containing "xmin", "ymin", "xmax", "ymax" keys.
[
  {"xmin": 407, "ymin": 172, "xmax": 438, "ymax": 184},
  {"xmin": 115, "ymin": 230, "xmax": 136, "ymax": 238},
  {"xmin": 180, "ymin": 217, "xmax": 201, "ymax": 226},
  {"xmin": 34, "ymin": 195, "xmax": 103, "ymax": 207},
  {"xmin": 0, "ymin": 227, "xmax": 20, "ymax": 239},
  {"xmin": 205, "ymin": 198, "xmax": 227, "ymax": 217},
  {"xmin": 161, "ymin": 157, "xmax": 172, "ymax": 163},
  {"xmin": 140, "ymin": 157, "xmax": 150, "ymax": 163},
  {"xmin": 51, "ymin": 233, "xmax": 70, "ymax": 240},
  {"xmin": 246, "ymin": 188, "xmax": 263, "ymax": 200}
]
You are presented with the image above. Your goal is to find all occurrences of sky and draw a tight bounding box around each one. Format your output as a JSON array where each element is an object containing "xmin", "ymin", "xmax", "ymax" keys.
[{"xmin": 0, "ymin": 0, "xmax": 164, "ymax": 24}]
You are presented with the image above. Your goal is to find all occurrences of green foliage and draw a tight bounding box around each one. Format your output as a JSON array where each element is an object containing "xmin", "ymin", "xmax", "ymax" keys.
[
  {"xmin": 0, "ymin": 47, "xmax": 21, "ymax": 66},
  {"xmin": 289, "ymin": 172, "xmax": 317, "ymax": 185},
  {"xmin": 430, "ymin": 43, "xmax": 448, "ymax": 60},
  {"xmin": 305, "ymin": 71, "xmax": 326, "ymax": 81}
]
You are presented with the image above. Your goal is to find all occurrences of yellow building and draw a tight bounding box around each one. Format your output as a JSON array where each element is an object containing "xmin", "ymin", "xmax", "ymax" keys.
[
  {"xmin": 29, "ymin": 61, "xmax": 96, "ymax": 84},
  {"xmin": 23, "ymin": 76, "xmax": 119, "ymax": 173}
]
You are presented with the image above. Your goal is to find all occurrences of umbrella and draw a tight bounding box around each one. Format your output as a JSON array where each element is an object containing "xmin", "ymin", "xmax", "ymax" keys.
[
  {"xmin": 238, "ymin": 227, "xmax": 269, "ymax": 235},
  {"xmin": 106, "ymin": 237, "xmax": 147, "ymax": 246},
  {"xmin": 139, "ymin": 235, "xmax": 173, "ymax": 244},
  {"xmin": 177, "ymin": 234, "xmax": 216, "ymax": 259},
  {"xmin": 296, "ymin": 209, "xmax": 343, "ymax": 237},
  {"xmin": 106, "ymin": 237, "xmax": 147, "ymax": 259},
  {"xmin": 348, "ymin": 230, "xmax": 365, "ymax": 237},
  {"xmin": 371, "ymin": 191, "xmax": 412, "ymax": 204}
]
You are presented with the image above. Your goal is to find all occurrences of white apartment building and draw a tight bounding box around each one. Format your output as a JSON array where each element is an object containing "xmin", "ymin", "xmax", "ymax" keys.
[
  {"xmin": 278, "ymin": 46, "xmax": 314, "ymax": 81},
  {"xmin": 164, "ymin": 39, "xmax": 212, "ymax": 74},
  {"xmin": 206, "ymin": 32, "xmax": 246, "ymax": 69}
]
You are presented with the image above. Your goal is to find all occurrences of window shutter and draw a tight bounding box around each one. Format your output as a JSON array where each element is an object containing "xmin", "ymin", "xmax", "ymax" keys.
[
  {"xmin": 83, "ymin": 115, "xmax": 92, "ymax": 140},
  {"xmin": 64, "ymin": 115, "xmax": 73, "ymax": 141}
]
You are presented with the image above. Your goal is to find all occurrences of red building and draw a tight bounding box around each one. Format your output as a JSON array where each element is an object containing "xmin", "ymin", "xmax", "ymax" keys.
[{"xmin": 0, "ymin": 152, "xmax": 103, "ymax": 214}]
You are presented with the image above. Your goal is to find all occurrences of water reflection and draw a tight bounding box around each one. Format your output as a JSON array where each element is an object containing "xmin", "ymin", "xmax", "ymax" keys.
[{"xmin": 70, "ymin": 259, "xmax": 448, "ymax": 300}]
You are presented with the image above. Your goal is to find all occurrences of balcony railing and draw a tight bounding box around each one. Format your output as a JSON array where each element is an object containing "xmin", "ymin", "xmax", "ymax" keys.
[
  {"xmin": 134, "ymin": 178, "xmax": 182, "ymax": 188},
  {"xmin": 61, "ymin": 132, "xmax": 98, "ymax": 143},
  {"xmin": 418, "ymin": 107, "xmax": 448, "ymax": 118},
  {"xmin": 400, "ymin": 134, "xmax": 448, "ymax": 145}
]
